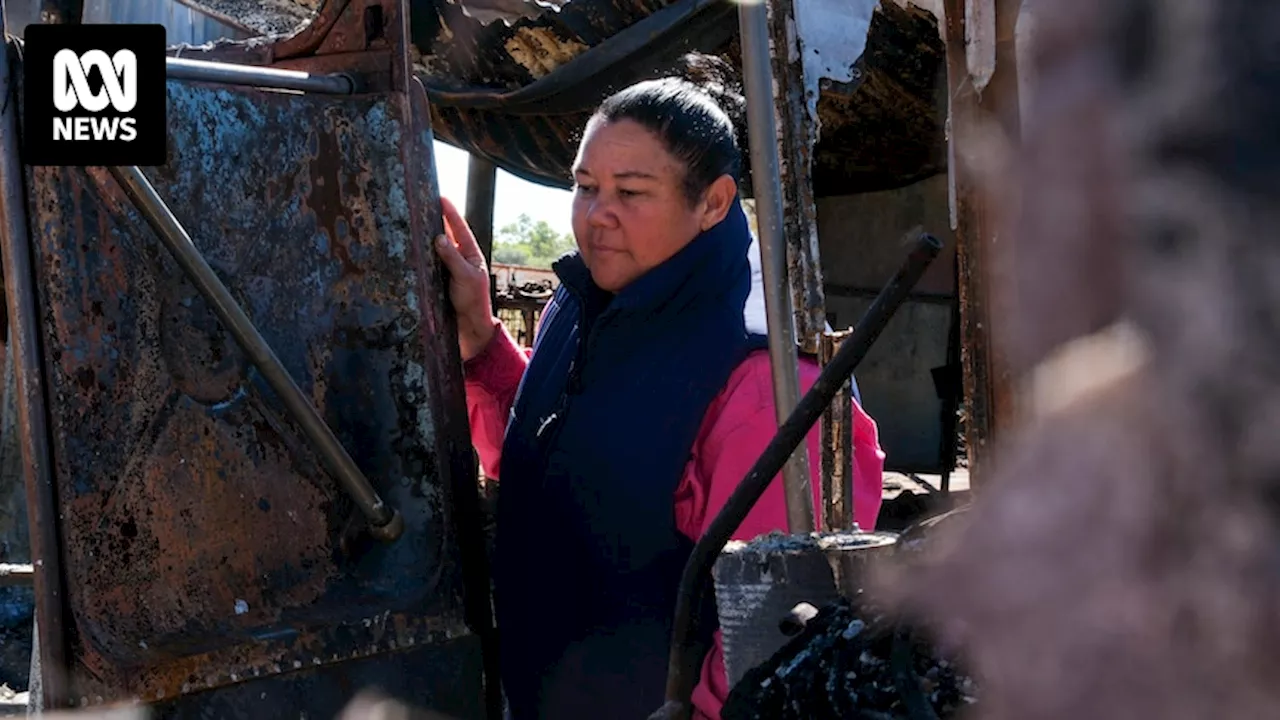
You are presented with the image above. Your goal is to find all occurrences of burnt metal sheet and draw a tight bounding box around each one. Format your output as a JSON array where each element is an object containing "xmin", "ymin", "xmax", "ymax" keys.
[
  {"xmin": 414, "ymin": 0, "xmax": 946, "ymax": 196},
  {"xmin": 134, "ymin": 0, "xmax": 946, "ymax": 195},
  {"xmin": 16, "ymin": 67, "xmax": 486, "ymax": 716}
]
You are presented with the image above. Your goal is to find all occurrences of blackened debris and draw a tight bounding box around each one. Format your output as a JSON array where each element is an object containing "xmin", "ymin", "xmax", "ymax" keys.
[{"xmin": 722, "ymin": 598, "xmax": 978, "ymax": 720}]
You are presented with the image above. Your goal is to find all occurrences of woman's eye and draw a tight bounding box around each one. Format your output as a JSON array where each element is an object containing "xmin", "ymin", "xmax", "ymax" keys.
[
  {"xmin": 618, "ymin": 188, "xmax": 641, "ymax": 198},
  {"xmin": 575, "ymin": 184, "xmax": 598, "ymax": 196}
]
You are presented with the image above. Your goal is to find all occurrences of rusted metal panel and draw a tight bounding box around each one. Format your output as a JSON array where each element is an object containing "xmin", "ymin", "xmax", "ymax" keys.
[{"xmin": 12, "ymin": 4, "xmax": 489, "ymax": 709}]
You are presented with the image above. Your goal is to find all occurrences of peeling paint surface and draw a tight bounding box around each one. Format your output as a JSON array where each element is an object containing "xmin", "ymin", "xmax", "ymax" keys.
[
  {"xmin": 20, "ymin": 80, "xmax": 473, "ymax": 707},
  {"xmin": 791, "ymin": 0, "xmax": 878, "ymax": 137}
]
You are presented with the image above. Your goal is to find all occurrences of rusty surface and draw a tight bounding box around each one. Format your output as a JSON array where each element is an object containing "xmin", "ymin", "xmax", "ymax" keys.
[
  {"xmin": 12, "ymin": 0, "xmax": 489, "ymax": 712},
  {"xmin": 148, "ymin": 0, "xmax": 945, "ymax": 194},
  {"xmin": 414, "ymin": 0, "xmax": 945, "ymax": 195},
  {"xmin": 762, "ymin": 0, "xmax": 825, "ymax": 355},
  {"xmin": 1, "ymin": 33, "xmax": 71, "ymax": 711}
]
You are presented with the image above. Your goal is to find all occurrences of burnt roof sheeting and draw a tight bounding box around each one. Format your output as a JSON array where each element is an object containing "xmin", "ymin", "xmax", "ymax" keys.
[
  {"xmin": 444, "ymin": 0, "xmax": 570, "ymax": 26},
  {"xmin": 416, "ymin": 0, "xmax": 947, "ymax": 196}
]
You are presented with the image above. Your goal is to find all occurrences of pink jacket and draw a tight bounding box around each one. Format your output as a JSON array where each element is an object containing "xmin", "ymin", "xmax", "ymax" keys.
[{"xmin": 464, "ymin": 320, "xmax": 886, "ymax": 719}]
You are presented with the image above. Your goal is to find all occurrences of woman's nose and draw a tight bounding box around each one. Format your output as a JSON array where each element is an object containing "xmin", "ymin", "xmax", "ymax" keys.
[{"xmin": 586, "ymin": 197, "xmax": 618, "ymax": 228}]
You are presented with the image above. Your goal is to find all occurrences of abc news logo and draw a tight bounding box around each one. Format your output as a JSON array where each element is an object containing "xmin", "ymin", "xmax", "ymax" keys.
[
  {"xmin": 53, "ymin": 49, "xmax": 140, "ymax": 142},
  {"xmin": 23, "ymin": 24, "xmax": 166, "ymax": 167}
]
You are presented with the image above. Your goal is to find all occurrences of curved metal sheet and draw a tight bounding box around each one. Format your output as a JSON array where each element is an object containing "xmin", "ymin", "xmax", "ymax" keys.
[{"xmin": 416, "ymin": 0, "xmax": 947, "ymax": 196}]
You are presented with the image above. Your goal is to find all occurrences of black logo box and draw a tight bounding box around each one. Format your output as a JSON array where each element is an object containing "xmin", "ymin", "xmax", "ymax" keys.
[{"xmin": 22, "ymin": 24, "xmax": 168, "ymax": 167}]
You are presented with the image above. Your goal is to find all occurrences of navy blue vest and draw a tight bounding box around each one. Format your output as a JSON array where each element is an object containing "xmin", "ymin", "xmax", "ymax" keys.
[{"xmin": 493, "ymin": 200, "xmax": 766, "ymax": 719}]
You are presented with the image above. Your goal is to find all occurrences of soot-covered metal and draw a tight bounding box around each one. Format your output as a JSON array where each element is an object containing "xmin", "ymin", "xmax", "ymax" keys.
[
  {"xmin": 414, "ymin": 0, "xmax": 947, "ymax": 195},
  {"xmin": 15, "ymin": 53, "xmax": 486, "ymax": 716}
]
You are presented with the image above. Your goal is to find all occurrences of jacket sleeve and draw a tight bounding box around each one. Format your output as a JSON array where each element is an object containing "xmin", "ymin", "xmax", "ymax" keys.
[
  {"xmin": 674, "ymin": 352, "xmax": 887, "ymax": 720},
  {"xmin": 463, "ymin": 318, "xmax": 532, "ymax": 481}
]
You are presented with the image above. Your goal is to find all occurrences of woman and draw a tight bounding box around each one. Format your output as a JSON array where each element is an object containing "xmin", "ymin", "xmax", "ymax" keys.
[{"xmin": 434, "ymin": 72, "xmax": 886, "ymax": 720}]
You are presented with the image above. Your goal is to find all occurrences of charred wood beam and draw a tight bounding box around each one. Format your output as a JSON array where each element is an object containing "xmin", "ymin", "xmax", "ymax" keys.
[
  {"xmin": 763, "ymin": 0, "xmax": 828, "ymax": 355},
  {"xmin": 942, "ymin": 0, "xmax": 1022, "ymax": 485},
  {"xmin": 820, "ymin": 330, "xmax": 855, "ymax": 531}
]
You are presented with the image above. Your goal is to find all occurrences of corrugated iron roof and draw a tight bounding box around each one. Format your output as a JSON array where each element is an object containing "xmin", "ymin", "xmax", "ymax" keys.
[{"xmin": 414, "ymin": 0, "xmax": 947, "ymax": 196}]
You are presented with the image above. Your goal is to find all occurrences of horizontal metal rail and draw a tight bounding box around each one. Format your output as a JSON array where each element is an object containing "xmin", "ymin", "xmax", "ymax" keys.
[
  {"xmin": 0, "ymin": 563, "xmax": 34, "ymax": 587},
  {"xmin": 166, "ymin": 57, "xmax": 356, "ymax": 94},
  {"xmin": 107, "ymin": 165, "xmax": 403, "ymax": 543},
  {"xmin": 654, "ymin": 232, "xmax": 945, "ymax": 720}
]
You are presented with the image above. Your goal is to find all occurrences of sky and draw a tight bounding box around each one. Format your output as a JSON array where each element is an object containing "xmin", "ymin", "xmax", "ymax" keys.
[{"xmin": 432, "ymin": 140, "xmax": 576, "ymax": 238}]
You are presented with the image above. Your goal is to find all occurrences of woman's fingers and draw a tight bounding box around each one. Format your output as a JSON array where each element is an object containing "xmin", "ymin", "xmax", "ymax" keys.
[
  {"xmin": 440, "ymin": 197, "xmax": 485, "ymax": 268},
  {"xmin": 434, "ymin": 234, "xmax": 480, "ymax": 280}
]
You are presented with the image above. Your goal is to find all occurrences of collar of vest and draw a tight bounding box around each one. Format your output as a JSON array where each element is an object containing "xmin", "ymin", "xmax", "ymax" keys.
[{"xmin": 551, "ymin": 197, "xmax": 753, "ymax": 318}]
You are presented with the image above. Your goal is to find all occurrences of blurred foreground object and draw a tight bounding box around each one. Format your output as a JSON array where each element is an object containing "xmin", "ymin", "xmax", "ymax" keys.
[
  {"xmin": 886, "ymin": 1, "xmax": 1280, "ymax": 719},
  {"xmin": 337, "ymin": 692, "xmax": 463, "ymax": 720}
]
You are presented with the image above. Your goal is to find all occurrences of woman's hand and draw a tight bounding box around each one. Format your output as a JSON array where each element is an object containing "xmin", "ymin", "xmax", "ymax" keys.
[{"xmin": 434, "ymin": 196, "xmax": 497, "ymax": 362}]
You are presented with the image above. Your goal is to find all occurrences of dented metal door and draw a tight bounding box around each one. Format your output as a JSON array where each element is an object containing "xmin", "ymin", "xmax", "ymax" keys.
[{"xmin": 2, "ymin": 0, "xmax": 494, "ymax": 715}]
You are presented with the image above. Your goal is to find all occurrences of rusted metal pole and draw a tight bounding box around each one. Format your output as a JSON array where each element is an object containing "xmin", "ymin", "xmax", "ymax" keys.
[
  {"xmin": 739, "ymin": 0, "xmax": 816, "ymax": 536},
  {"xmin": 0, "ymin": 30, "xmax": 71, "ymax": 710},
  {"xmin": 166, "ymin": 57, "xmax": 356, "ymax": 94},
  {"xmin": 465, "ymin": 154, "xmax": 498, "ymax": 313},
  {"xmin": 465, "ymin": 155, "xmax": 497, "ymax": 264},
  {"xmin": 107, "ymin": 165, "xmax": 404, "ymax": 542}
]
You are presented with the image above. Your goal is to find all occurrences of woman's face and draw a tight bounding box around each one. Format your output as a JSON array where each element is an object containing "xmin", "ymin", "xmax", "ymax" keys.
[{"xmin": 570, "ymin": 118, "xmax": 735, "ymax": 292}]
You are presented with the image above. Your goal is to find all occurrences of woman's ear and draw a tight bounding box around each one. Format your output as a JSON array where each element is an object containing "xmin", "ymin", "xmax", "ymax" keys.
[{"xmin": 699, "ymin": 175, "xmax": 739, "ymax": 230}]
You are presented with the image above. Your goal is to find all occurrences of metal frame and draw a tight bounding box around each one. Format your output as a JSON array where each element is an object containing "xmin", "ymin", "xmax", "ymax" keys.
[{"xmin": 166, "ymin": 56, "xmax": 357, "ymax": 94}]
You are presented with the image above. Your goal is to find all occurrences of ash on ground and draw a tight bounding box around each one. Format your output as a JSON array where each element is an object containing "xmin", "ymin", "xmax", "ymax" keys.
[{"xmin": 723, "ymin": 598, "xmax": 977, "ymax": 720}]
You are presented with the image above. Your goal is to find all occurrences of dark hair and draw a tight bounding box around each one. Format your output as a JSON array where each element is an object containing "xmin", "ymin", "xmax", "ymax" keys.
[{"xmin": 589, "ymin": 54, "xmax": 747, "ymax": 205}]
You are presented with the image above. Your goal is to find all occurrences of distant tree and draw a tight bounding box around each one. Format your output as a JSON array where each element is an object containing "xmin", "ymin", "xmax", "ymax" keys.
[
  {"xmin": 492, "ymin": 245, "xmax": 530, "ymax": 265},
  {"xmin": 492, "ymin": 214, "xmax": 575, "ymax": 268}
]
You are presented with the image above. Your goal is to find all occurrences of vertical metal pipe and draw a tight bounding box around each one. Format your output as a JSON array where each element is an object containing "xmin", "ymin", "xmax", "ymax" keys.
[
  {"xmin": 738, "ymin": 0, "xmax": 815, "ymax": 535},
  {"xmin": 465, "ymin": 154, "xmax": 497, "ymax": 265},
  {"xmin": 0, "ymin": 30, "xmax": 71, "ymax": 710},
  {"xmin": 465, "ymin": 154, "xmax": 499, "ymax": 314}
]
